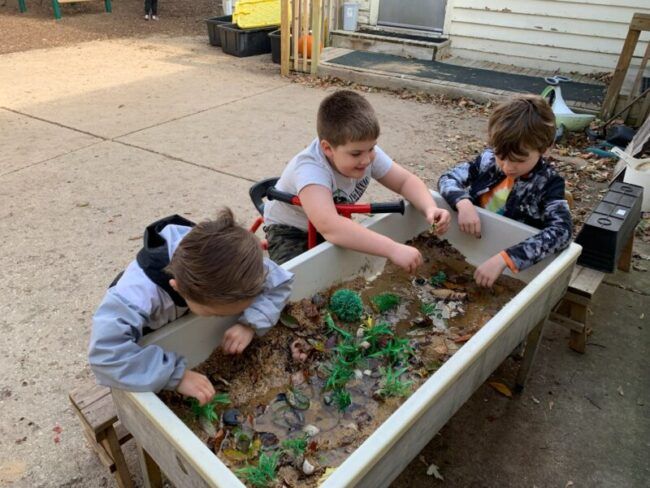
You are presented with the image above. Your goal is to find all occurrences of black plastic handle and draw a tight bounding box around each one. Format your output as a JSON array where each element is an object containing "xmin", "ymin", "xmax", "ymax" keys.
[
  {"xmin": 370, "ymin": 200, "xmax": 406, "ymax": 214},
  {"xmin": 266, "ymin": 186, "xmax": 299, "ymax": 205}
]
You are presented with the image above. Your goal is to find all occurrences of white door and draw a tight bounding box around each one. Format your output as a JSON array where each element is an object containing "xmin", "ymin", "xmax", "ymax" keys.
[{"xmin": 378, "ymin": 0, "xmax": 447, "ymax": 32}]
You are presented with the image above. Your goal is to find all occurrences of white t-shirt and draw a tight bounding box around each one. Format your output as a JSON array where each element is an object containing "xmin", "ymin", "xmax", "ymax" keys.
[{"xmin": 263, "ymin": 138, "xmax": 393, "ymax": 231}]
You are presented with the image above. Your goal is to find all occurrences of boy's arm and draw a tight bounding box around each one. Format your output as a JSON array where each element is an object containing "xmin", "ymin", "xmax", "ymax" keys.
[
  {"xmin": 501, "ymin": 175, "xmax": 573, "ymax": 272},
  {"xmin": 299, "ymin": 184, "xmax": 422, "ymax": 272},
  {"xmin": 378, "ymin": 163, "xmax": 450, "ymax": 233},
  {"xmin": 438, "ymin": 154, "xmax": 482, "ymax": 208},
  {"xmin": 88, "ymin": 290, "xmax": 187, "ymax": 392},
  {"xmin": 238, "ymin": 259, "xmax": 295, "ymax": 335}
]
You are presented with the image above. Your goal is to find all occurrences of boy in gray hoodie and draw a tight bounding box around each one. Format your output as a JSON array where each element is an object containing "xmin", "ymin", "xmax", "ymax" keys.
[{"xmin": 88, "ymin": 208, "xmax": 294, "ymax": 405}]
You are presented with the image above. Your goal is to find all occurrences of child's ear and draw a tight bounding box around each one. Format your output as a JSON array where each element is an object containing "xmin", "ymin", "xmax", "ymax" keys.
[
  {"xmin": 320, "ymin": 139, "xmax": 334, "ymax": 159},
  {"xmin": 169, "ymin": 279, "xmax": 178, "ymax": 292}
]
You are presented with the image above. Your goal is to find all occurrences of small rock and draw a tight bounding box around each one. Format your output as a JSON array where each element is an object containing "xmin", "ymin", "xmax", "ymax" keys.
[
  {"xmin": 302, "ymin": 459, "xmax": 316, "ymax": 475},
  {"xmin": 222, "ymin": 409, "xmax": 242, "ymax": 427},
  {"xmin": 291, "ymin": 371, "xmax": 306, "ymax": 386},
  {"xmin": 311, "ymin": 293, "xmax": 327, "ymax": 308},
  {"xmin": 363, "ymin": 369, "xmax": 372, "ymax": 376},
  {"xmin": 356, "ymin": 328, "xmax": 365, "ymax": 338},
  {"xmin": 354, "ymin": 369, "xmax": 363, "ymax": 380},
  {"xmin": 359, "ymin": 341, "xmax": 371, "ymax": 350},
  {"xmin": 303, "ymin": 424, "xmax": 320, "ymax": 437},
  {"xmin": 259, "ymin": 432, "xmax": 279, "ymax": 449}
]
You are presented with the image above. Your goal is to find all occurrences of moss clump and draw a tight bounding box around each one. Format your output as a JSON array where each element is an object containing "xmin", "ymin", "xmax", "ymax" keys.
[
  {"xmin": 329, "ymin": 289, "xmax": 363, "ymax": 322},
  {"xmin": 371, "ymin": 293, "xmax": 401, "ymax": 313}
]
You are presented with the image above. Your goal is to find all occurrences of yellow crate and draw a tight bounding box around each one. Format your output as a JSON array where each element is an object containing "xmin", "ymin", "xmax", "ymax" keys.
[{"xmin": 233, "ymin": 0, "xmax": 281, "ymax": 29}]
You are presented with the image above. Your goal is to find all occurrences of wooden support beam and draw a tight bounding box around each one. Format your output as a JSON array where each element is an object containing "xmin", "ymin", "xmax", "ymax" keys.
[
  {"xmin": 311, "ymin": 0, "xmax": 322, "ymax": 75},
  {"xmin": 280, "ymin": 0, "xmax": 291, "ymax": 76},
  {"xmin": 601, "ymin": 13, "xmax": 650, "ymax": 120}
]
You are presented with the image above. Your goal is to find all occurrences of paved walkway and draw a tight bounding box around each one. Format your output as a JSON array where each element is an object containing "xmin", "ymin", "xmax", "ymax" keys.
[{"xmin": 0, "ymin": 35, "xmax": 647, "ymax": 488}]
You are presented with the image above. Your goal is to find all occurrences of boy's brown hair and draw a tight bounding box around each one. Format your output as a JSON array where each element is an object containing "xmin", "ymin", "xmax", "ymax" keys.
[
  {"xmin": 166, "ymin": 208, "xmax": 265, "ymax": 305},
  {"xmin": 488, "ymin": 95, "xmax": 556, "ymax": 162},
  {"xmin": 317, "ymin": 90, "xmax": 380, "ymax": 147}
]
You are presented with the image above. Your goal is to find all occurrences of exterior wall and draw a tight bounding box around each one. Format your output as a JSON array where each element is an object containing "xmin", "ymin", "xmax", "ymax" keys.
[
  {"xmin": 354, "ymin": 0, "xmax": 650, "ymax": 76},
  {"xmin": 444, "ymin": 0, "xmax": 650, "ymax": 75}
]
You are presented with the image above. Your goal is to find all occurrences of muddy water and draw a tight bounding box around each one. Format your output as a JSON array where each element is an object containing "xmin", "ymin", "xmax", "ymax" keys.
[{"xmin": 160, "ymin": 234, "xmax": 523, "ymax": 487}]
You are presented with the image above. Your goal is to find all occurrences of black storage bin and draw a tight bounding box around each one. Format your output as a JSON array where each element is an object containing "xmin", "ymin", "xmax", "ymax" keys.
[
  {"xmin": 218, "ymin": 23, "xmax": 277, "ymax": 57},
  {"xmin": 575, "ymin": 181, "xmax": 643, "ymax": 272},
  {"xmin": 205, "ymin": 15, "xmax": 232, "ymax": 47},
  {"xmin": 269, "ymin": 29, "xmax": 281, "ymax": 64}
]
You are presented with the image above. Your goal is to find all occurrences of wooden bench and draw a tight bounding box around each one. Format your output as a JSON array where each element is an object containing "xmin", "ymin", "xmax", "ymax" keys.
[
  {"xmin": 69, "ymin": 383, "xmax": 134, "ymax": 488},
  {"xmin": 549, "ymin": 233, "xmax": 633, "ymax": 353}
]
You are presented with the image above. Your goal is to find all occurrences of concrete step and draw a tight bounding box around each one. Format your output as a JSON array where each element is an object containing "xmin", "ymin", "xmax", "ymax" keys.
[
  {"xmin": 330, "ymin": 29, "xmax": 450, "ymax": 61},
  {"xmin": 319, "ymin": 48, "xmax": 604, "ymax": 113}
]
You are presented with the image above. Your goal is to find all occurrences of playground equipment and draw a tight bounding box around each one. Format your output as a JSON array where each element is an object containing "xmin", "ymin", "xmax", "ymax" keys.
[
  {"xmin": 541, "ymin": 76, "xmax": 596, "ymax": 133},
  {"xmin": 17, "ymin": 0, "xmax": 112, "ymax": 20}
]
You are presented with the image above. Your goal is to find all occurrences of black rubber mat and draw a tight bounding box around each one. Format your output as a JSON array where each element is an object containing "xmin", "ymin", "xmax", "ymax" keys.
[
  {"xmin": 358, "ymin": 28, "xmax": 448, "ymax": 44},
  {"xmin": 328, "ymin": 51, "xmax": 604, "ymax": 106}
]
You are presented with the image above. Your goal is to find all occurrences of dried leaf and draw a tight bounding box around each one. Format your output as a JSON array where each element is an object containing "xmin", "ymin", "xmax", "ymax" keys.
[
  {"xmin": 531, "ymin": 395, "xmax": 540, "ymax": 404},
  {"xmin": 489, "ymin": 381, "xmax": 513, "ymax": 398},
  {"xmin": 617, "ymin": 386, "xmax": 624, "ymax": 396},
  {"xmin": 453, "ymin": 333, "xmax": 473, "ymax": 344},
  {"xmin": 426, "ymin": 463, "xmax": 444, "ymax": 480},
  {"xmin": 222, "ymin": 449, "xmax": 249, "ymax": 462}
]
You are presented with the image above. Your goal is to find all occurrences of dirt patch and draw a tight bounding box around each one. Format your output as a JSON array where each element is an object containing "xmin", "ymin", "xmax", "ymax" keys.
[
  {"xmin": 0, "ymin": 0, "xmax": 223, "ymax": 54},
  {"xmin": 160, "ymin": 233, "xmax": 523, "ymax": 487}
]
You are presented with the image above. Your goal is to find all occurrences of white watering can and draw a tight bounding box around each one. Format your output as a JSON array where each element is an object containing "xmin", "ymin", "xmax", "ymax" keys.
[{"xmin": 541, "ymin": 76, "xmax": 596, "ymax": 132}]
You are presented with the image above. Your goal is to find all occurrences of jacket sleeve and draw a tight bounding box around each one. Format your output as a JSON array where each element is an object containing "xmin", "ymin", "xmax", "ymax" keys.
[
  {"xmin": 438, "ymin": 154, "xmax": 481, "ymax": 208},
  {"xmin": 502, "ymin": 175, "xmax": 573, "ymax": 272},
  {"xmin": 239, "ymin": 258, "xmax": 295, "ymax": 335},
  {"xmin": 88, "ymin": 289, "xmax": 187, "ymax": 392}
]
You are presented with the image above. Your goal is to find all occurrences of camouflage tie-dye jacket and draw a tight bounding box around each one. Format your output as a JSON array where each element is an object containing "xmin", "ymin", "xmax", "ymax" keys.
[{"xmin": 438, "ymin": 149, "xmax": 572, "ymax": 272}]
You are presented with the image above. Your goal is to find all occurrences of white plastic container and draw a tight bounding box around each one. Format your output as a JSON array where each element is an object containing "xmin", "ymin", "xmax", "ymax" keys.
[
  {"xmin": 112, "ymin": 192, "xmax": 581, "ymax": 488},
  {"xmin": 342, "ymin": 2, "xmax": 359, "ymax": 31}
]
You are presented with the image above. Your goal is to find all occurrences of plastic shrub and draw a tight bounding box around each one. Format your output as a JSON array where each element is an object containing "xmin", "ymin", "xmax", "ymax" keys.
[
  {"xmin": 329, "ymin": 289, "xmax": 364, "ymax": 322},
  {"xmin": 189, "ymin": 392, "xmax": 230, "ymax": 423},
  {"xmin": 281, "ymin": 435, "xmax": 308, "ymax": 458},
  {"xmin": 236, "ymin": 451, "xmax": 280, "ymax": 488},
  {"xmin": 332, "ymin": 388, "xmax": 352, "ymax": 411},
  {"xmin": 371, "ymin": 293, "xmax": 401, "ymax": 313},
  {"xmin": 377, "ymin": 367, "xmax": 413, "ymax": 398},
  {"xmin": 325, "ymin": 312, "xmax": 353, "ymax": 340},
  {"xmin": 429, "ymin": 271, "xmax": 447, "ymax": 287}
]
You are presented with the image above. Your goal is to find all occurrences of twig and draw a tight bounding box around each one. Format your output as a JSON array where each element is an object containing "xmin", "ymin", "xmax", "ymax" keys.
[{"xmin": 585, "ymin": 395, "xmax": 602, "ymax": 410}]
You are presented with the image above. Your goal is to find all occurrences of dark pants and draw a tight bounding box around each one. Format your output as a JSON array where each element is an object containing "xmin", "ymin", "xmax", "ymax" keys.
[
  {"xmin": 264, "ymin": 224, "xmax": 324, "ymax": 265},
  {"xmin": 144, "ymin": 0, "xmax": 157, "ymax": 15}
]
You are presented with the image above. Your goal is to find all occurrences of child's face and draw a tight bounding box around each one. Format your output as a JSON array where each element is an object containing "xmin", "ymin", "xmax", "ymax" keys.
[
  {"xmin": 184, "ymin": 297, "xmax": 255, "ymax": 317},
  {"xmin": 321, "ymin": 139, "xmax": 377, "ymax": 179},
  {"xmin": 169, "ymin": 279, "xmax": 254, "ymax": 317},
  {"xmin": 495, "ymin": 149, "xmax": 542, "ymax": 178}
]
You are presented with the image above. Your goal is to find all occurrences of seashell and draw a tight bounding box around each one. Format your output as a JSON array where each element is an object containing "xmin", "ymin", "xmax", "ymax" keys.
[
  {"xmin": 302, "ymin": 424, "xmax": 320, "ymax": 437},
  {"xmin": 302, "ymin": 459, "xmax": 316, "ymax": 475}
]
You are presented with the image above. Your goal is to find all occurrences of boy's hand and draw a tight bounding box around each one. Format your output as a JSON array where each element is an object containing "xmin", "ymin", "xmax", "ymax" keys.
[
  {"xmin": 388, "ymin": 243, "xmax": 423, "ymax": 274},
  {"xmin": 425, "ymin": 207, "xmax": 451, "ymax": 235},
  {"xmin": 474, "ymin": 253, "xmax": 507, "ymax": 287},
  {"xmin": 456, "ymin": 199, "xmax": 481, "ymax": 238},
  {"xmin": 176, "ymin": 370, "xmax": 215, "ymax": 406},
  {"xmin": 222, "ymin": 323, "xmax": 255, "ymax": 355}
]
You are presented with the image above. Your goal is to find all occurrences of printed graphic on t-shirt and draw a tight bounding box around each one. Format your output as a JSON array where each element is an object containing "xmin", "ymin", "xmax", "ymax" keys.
[
  {"xmin": 479, "ymin": 176, "xmax": 514, "ymax": 215},
  {"xmin": 333, "ymin": 176, "xmax": 371, "ymax": 203}
]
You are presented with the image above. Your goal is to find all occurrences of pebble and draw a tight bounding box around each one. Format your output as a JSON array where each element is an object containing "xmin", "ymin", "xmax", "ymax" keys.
[
  {"xmin": 302, "ymin": 424, "xmax": 320, "ymax": 437},
  {"xmin": 222, "ymin": 409, "xmax": 242, "ymax": 427},
  {"xmin": 302, "ymin": 459, "xmax": 316, "ymax": 475}
]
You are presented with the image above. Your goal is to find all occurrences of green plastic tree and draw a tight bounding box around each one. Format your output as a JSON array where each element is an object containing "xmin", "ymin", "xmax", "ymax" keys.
[{"xmin": 329, "ymin": 289, "xmax": 364, "ymax": 322}]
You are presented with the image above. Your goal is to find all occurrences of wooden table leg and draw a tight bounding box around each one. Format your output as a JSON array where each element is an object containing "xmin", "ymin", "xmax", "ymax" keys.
[
  {"xmin": 618, "ymin": 234, "xmax": 634, "ymax": 272},
  {"xmin": 515, "ymin": 317, "xmax": 546, "ymax": 392},
  {"xmin": 137, "ymin": 442, "xmax": 163, "ymax": 488},
  {"xmin": 100, "ymin": 427, "xmax": 134, "ymax": 488}
]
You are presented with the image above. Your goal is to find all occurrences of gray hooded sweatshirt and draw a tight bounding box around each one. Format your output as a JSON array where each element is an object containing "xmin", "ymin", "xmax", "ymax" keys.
[{"xmin": 88, "ymin": 222, "xmax": 294, "ymax": 392}]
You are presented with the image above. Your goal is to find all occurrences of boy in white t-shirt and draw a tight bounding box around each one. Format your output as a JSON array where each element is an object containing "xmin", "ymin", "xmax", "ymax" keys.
[{"xmin": 263, "ymin": 90, "xmax": 451, "ymax": 272}]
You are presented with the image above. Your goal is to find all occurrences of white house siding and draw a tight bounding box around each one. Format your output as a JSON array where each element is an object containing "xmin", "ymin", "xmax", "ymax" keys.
[
  {"xmin": 355, "ymin": 0, "xmax": 650, "ymax": 77},
  {"xmin": 444, "ymin": 0, "xmax": 650, "ymax": 75}
]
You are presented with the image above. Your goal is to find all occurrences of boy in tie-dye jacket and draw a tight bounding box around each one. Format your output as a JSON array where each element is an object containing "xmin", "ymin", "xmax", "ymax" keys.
[{"xmin": 438, "ymin": 95, "xmax": 572, "ymax": 287}]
